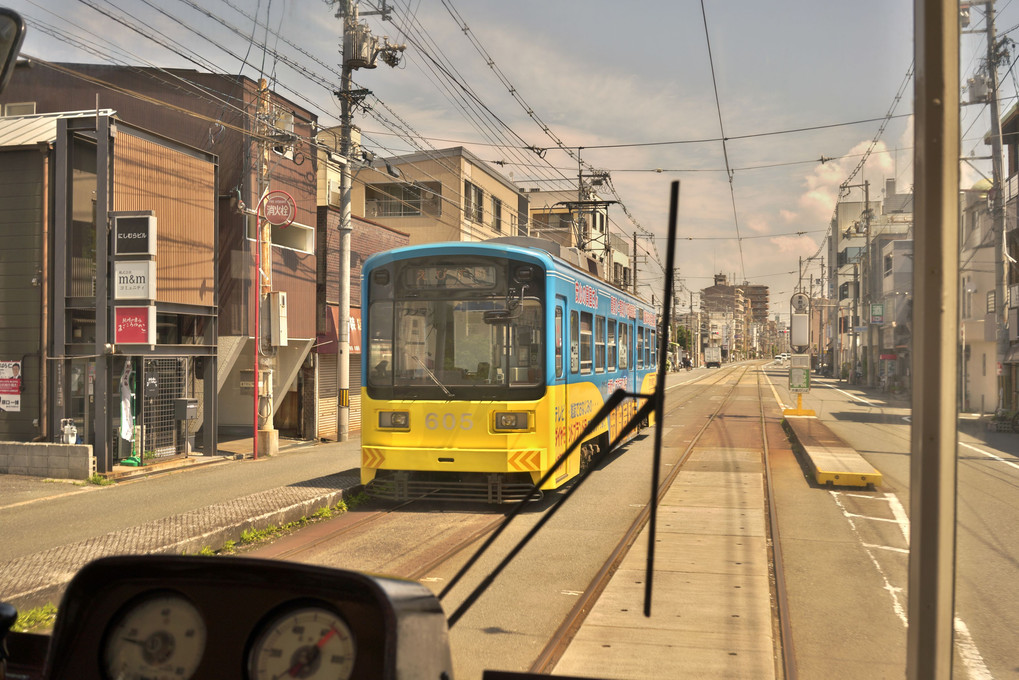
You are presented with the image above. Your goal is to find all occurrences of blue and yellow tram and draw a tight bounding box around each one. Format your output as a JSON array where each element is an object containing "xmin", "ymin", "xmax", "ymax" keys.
[{"xmin": 360, "ymin": 237, "xmax": 659, "ymax": 500}]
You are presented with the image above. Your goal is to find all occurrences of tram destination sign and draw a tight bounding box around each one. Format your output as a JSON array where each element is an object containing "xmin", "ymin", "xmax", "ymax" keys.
[{"xmin": 114, "ymin": 215, "xmax": 156, "ymax": 256}]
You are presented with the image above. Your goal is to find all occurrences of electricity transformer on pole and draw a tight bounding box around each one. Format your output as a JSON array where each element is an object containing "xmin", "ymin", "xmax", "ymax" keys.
[{"xmin": 333, "ymin": 0, "xmax": 405, "ymax": 441}]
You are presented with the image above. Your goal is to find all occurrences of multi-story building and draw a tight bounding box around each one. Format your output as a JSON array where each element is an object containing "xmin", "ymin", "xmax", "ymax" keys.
[
  {"xmin": 351, "ymin": 146, "xmax": 527, "ymax": 245},
  {"xmin": 526, "ymin": 186, "xmax": 631, "ymax": 290},
  {"xmin": 0, "ymin": 110, "xmax": 219, "ymax": 472},
  {"xmin": 827, "ymin": 179, "xmax": 913, "ymax": 385},
  {"xmin": 699, "ymin": 274, "xmax": 769, "ymax": 359}
]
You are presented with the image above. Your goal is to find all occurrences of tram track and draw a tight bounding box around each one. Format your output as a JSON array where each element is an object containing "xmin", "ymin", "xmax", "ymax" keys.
[
  {"xmin": 529, "ymin": 364, "xmax": 797, "ymax": 678},
  {"xmin": 255, "ymin": 365, "xmax": 748, "ymax": 580}
]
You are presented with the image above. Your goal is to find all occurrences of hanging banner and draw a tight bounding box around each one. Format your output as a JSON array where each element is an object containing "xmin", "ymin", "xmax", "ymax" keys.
[{"xmin": 0, "ymin": 360, "xmax": 22, "ymax": 412}]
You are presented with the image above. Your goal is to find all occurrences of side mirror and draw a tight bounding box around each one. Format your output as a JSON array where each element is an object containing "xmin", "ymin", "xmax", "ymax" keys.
[{"xmin": 0, "ymin": 9, "xmax": 26, "ymax": 96}]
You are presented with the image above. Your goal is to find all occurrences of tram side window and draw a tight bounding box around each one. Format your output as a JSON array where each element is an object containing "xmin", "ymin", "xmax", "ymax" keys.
[
  {"xmin": 636, "ymin": 326, "xmax": 644, "ymax": 369},
  {"xmin": 570, "ymin": 311, "xmax": 580, "ymax": 373},
  {"xmin": 580, "ymin": 311, "xmax": 593, "ymax": 374},
  {"xmin": 607, "ymin": 319, "xmax": 617, "ymax": 371},
  {"xmin": 368, "ymin": 302, "xmax": 394, "ymax": 384},
  {"xmin": 595, "ymin": 315, "xmax": 606, "ymax": 373},
  {"xmin": 618, "ymin": 323, "xmax": 629, "ymax": 369},
  {"xmin": 650, "ymin": 329, "xmax": 656, "ymax": 368},
  {"xmin": 555, "ymin": 307, "xmax": 564, "ymax": 378}
]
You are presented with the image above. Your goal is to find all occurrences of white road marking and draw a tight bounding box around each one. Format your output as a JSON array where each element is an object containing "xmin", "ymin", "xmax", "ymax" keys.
[
  {"xmin": 954, "ymin": 617, "xmax": 995, "ymax": 680},
  {"xmin": 862, "ymin": 543, "xmax": 909, "ymax": 554},
  {"xmin": 959, "ymin": 441, "xmax": 1019, "ymax": 472},
  {"xmin": 829, "ymin": 490, "xmax": 908, "ymax": 626},
  {"xmin": 831, "ymin": 492, "xmax": 992, "ymax": 678},
  {"xmin": 826, "ymin": 385, "xmax": 878, "ymax": 406},
  {"xmin": 760, "ymin": 370, "xmax": 790, "ymax": 410}
]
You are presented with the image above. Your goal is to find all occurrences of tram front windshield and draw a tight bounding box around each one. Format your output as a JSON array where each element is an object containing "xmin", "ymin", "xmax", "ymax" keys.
[{"xmin": 367, "ymin": 266, "xmax": 544, "ymax": 400}]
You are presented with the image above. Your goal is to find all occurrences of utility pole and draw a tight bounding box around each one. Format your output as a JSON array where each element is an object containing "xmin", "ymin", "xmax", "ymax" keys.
[
  {"xmin": 335, "ymin": 0, "xmax": 404, "ymax": 441},
  {"xmin": 983, "ymin": 0, "xmax": 1008, "ymax": 411},
  {"xmin": 861, "ymin": 180, "xmax": 876, "ymax": 387},
  {"xmin": 254, "ymin": 77, "xmax": 276, "ymax": 457},
  {"xmin": 632, "ymin": 232, "xmax": 637, "ymax": 295}
]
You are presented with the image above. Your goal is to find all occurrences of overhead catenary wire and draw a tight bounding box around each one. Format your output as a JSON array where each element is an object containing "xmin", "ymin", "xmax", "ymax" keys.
[{"xmin": 698, "ymin": 0, "xmax": 746, "ymax": 283}]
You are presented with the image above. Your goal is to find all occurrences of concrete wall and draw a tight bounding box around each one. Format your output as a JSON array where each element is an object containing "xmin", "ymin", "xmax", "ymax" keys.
[{"xmin": 0, "ymin": 442, "xmax": 96, "ymax": 479}]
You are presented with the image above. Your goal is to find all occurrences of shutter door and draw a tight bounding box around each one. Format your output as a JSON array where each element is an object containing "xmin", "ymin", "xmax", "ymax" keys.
[
  {"xmin": 318, "ymin": 353, "xmax": 337, "ymax": 440},
  {"xmin": 349, "ymin": 355, "xmax": 362, "ymax": 432}
]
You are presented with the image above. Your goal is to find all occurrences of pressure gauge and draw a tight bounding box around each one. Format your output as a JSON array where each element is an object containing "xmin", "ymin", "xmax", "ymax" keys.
[
  {"xmin": 102, "ymin": 591, "xmax": 207, "ymax": 680},
  {"xmin": 248, "ymin": 605, "xmax": 356, "ymax": 680}
]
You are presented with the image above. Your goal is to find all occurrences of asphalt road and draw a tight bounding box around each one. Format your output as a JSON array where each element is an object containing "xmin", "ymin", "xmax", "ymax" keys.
[{"xmin": 769, "ymin": 364, "xmax": 1019, "ymax": 679}]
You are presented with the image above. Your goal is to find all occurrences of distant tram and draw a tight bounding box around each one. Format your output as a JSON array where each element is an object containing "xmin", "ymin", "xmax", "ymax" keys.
[{"xmin": 360, "ymin": 237, "xmax": 659, "ymax": 501}]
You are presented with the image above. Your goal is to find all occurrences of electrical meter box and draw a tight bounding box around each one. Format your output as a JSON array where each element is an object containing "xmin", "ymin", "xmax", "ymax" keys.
[
  {"xmin": 269, "ymin": 291, "xmax": 288, "ymax": 347},
  {"xmin": 174, "ymin": 398, "xmax": 198, "ymax": 420}
]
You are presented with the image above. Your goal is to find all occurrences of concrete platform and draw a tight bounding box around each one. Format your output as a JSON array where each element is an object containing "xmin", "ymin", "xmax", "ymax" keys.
[
  {"xmin": 783, "ymin": 416, "xmax": 882, "ymax": 488},
  {"xmin": 553, "ymin": 445, "xmax": 776, "ymax": 680}
]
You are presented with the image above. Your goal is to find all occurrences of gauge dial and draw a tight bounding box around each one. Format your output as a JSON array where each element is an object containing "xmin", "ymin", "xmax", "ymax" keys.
[
  {"xmin": 249, "ymin": 606, "xmax": 355, "ymax": 680},
  {"xmin": 102, "ymin": 591, "xmax": 207, "ymax": 680}
]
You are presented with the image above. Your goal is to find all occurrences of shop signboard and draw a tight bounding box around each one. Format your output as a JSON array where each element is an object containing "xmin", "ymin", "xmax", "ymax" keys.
[
  {"xmin": 115, "ymin": 306, "xmax": 156, "ymax": 345},
  {"xmin": 114, "ymin": 261, "xmax": 157, "ymax": 300},
  {"xmin": 114, "ymin": 215, "xmax": 156, "ymax": 256}
]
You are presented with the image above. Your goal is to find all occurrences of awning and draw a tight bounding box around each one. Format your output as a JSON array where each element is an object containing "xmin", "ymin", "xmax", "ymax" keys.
[
  {"xmin": 1005, "ymin": 344, "xmax": 1019, "ymax": 363},
  {"xmin": 316, "ymin": 306, "xmax": 362, "ymax": 354}
]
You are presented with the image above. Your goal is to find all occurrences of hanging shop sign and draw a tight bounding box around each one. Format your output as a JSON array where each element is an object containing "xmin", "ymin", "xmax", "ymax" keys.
[
  {"xmin": 114, "ymin": 215, "xmax": 157, "ymax": 256},
  {"xmin": 114, "ymin": 261, "xmax": 157, "ymax": 300},
  {"xmin": 115, "ymin": 306, "xmax": 156, "ymax": 345}
]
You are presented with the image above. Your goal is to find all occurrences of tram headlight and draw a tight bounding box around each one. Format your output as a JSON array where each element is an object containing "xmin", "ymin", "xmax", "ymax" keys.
[
  {"xmin": 494, "ymin": 411, "xmax": 530, "ymax": 431},
  {"xmin": 379, "ymin": 411, "xmax": 410, "ymax": 429}
]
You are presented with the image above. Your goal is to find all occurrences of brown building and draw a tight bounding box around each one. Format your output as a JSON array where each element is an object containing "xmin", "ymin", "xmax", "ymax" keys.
[
  {"xmin": 2, "ymin": 61, "xmax": 318, "ymax": 439},
  {"xmin": 0, "ymin": 110, "xmax": 219, "ymax": 471}
]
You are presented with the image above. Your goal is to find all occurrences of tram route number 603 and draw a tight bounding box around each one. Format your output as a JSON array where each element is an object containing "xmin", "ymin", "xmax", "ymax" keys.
[{"xmin": 425, "ymin": 412, "xmax": 473, "ymax": 431}]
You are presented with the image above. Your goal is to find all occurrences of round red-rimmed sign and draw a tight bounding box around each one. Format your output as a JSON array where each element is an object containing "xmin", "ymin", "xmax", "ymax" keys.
[{"xmin": 263, "ymin": 190, "xmax": 296, "ymax": 227}]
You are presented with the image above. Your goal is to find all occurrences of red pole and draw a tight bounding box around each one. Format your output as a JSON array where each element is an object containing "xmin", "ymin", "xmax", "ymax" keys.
[{"xmin": 253, "ymin": 200, "xmax": 261, "ymax": 460}]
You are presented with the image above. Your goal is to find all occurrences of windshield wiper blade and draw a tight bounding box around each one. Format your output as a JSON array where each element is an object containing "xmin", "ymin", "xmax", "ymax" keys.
[{"xmin": 410, "ymin": 354, "xmax": 453, "ymax": 398}]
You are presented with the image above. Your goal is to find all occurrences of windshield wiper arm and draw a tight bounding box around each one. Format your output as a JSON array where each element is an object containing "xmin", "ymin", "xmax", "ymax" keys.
[{"xmin": 410, "ymin": 355, "xmax": 453, "ymax": 398}]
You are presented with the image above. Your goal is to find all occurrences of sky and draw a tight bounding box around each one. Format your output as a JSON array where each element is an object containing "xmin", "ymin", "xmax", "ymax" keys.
[{"xmin": 3, "ymin": 0, "xmax": 1007, "ymax": 320}]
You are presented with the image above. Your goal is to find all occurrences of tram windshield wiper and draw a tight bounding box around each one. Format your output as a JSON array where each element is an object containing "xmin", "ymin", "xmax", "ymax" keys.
[{"xmin": 410, "ymin": 354, "xmax": 453, "ymax": 398}]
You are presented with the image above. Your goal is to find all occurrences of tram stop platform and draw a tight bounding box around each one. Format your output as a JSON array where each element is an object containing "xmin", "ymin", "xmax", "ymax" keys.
[{"xmin": 783, "ymin": 416, "xmax": 882, "ymax": 488}]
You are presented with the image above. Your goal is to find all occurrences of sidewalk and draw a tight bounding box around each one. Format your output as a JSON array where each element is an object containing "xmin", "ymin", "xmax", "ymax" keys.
[{"xmin": 0, "ymin": 435, "xmax": 363, "ymax": 611}]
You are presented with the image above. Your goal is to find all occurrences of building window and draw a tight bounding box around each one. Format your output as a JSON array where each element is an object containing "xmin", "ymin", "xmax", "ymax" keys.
[
  {"xmin": 271, "ymin": 107, "xmax": 295, "ymax": 160},
  {"xmin": 464, "ymin": 180, "xmax": 483, "ymax": 223},
  {"xmin": 366, "ymin": 182, "xmax": 441, "ymax": 218},
  {"xmin": 492, "ymin": 197, "xmax": 503, "ymax": 232},
  {"xmin": 987, "ymin": 290, "xmax": 996, "ymax": 314},
  {"xmin": 3, "ymin": 102, "xmax": 35, "ymax": 116},
  {"xmin": 884, "ymin": 253, "xmax": 893, "ymax": 276}
]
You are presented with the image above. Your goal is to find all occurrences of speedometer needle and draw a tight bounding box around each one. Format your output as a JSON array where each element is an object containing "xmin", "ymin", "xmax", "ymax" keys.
[{"xmin": 275, "ymin": 627, "xmax": 339, "ymax": 679}]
